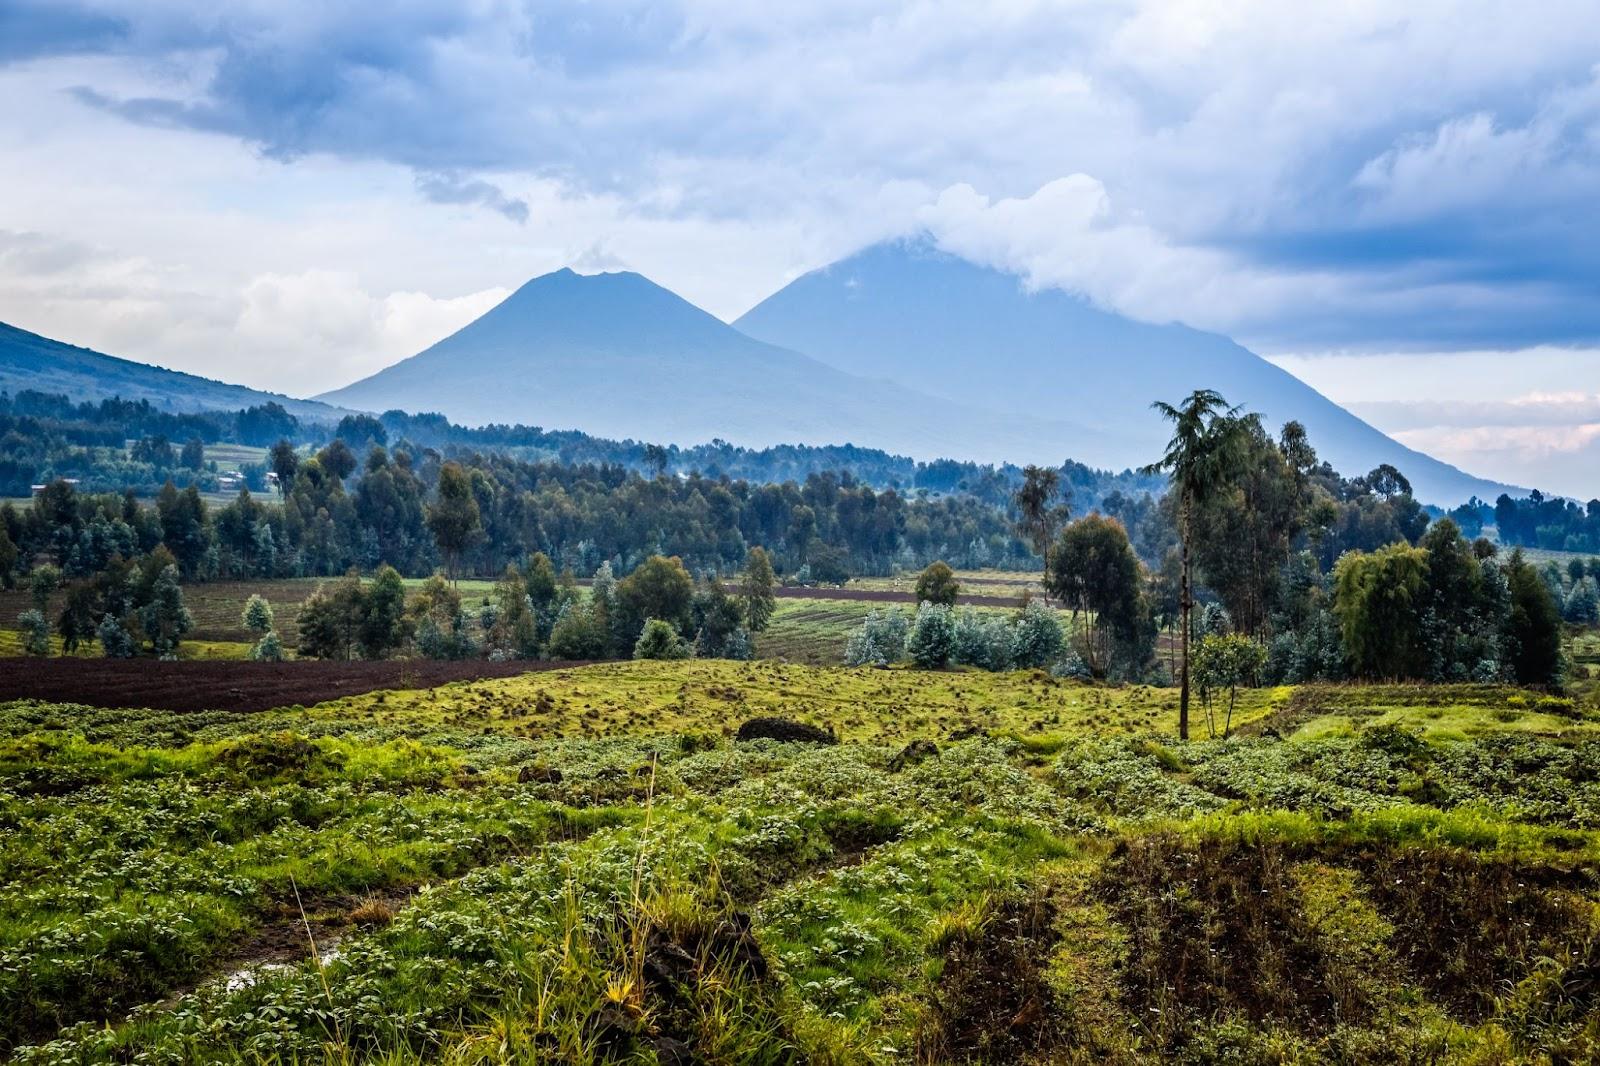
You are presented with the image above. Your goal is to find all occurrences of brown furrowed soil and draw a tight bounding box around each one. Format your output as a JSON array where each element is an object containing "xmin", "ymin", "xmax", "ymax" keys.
[{"xmin": 0, "ymin": 658, "xmax": 596, "ymax": 712}]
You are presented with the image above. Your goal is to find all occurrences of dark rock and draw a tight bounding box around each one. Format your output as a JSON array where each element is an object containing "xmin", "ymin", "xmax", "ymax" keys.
[
  {"xmin": 587, "ymin": 1000, "xmax": 638, "ymax": 1059},
  {"xmin": 643, "ymin": 932, "xmax": 699, "ymax": 998},
  {"xmin": 735, "ymin": 716, "xmax": 837, "ymax": 745},
  {"xmin": 890, "ymin": 738, "xmax": 940, "ymax": 772},
  {"xmin": 517, "ymin": 763, "xmax": 563, "ymax": 784},
  {"xmin": 705, "ymin": 911, "xmax": 769, "ymax": 980},
  {"xmin": 651, "ymin": 1036, "xmax": 697, "ymax": 1066}
]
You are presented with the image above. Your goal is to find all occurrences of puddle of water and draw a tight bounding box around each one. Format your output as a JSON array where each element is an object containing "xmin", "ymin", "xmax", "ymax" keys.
[{"xmin": 220, "ymin": 945, "xmax": 343, "ymax": 992}]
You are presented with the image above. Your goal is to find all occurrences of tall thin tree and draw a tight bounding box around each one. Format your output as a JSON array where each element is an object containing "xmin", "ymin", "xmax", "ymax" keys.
[
  {"xmin": 1015, "ymin": 465, "xmax": 1064, "ymax": 605},
  {"xmin": 1142, "ymin": 389, "xmax": 1245, "ymax": 741}
]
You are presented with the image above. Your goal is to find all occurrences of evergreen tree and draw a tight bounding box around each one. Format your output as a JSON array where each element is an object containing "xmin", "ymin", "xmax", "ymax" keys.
[
  {"xmin": 242, "ymin": 594, "xmax": 275, "ymax": 636},
  {"xmin": 296, "ymin": 576, "xmax": 366, "ymax": 660},
  {"xmin": 915, "ymin": 560, "xmax": 961, "ymax": 607},
  {"xmin": 1505, "ymin": 549, "xmax": 1564, "ymax": 686},
  {"xmin": 427, "ymin": 462, "xmax": 481, "ymax": 582},
  {"xmin": 0, "ymin": 520, "xmax": 17, "ymax": 589},
  {"xmin": 617, "ymin": 554, "xmax": 695, "ymax": 642},
  {"xmin": 907, "ymin": 602, "xmax": 956, "ymax": 668},
  {"xmin": 634, "ymin": 618, "xmax": 691, "ymax": 660},
  {"xmin": 692, "ymin": 575, "xmax": 746, "ymax": 658},
  {"xmin": 739, "ymin": 546, "xmax": 777, "ymax": 633},
  {"xmin": 1047, "ymin": 515, "xmax": 1148, "ymax": 679},
  {"xmin": 17, "ymin": 609, "xmax": 49, "ymax": 657},
  {"xmin": 180, "ymin": 437, "xmax": 205, "ymax": 472},
  {"xmin": 360, "ymin": 565, "xmax": 409, "ymax": 659},
  {"xmin": 57, "ymin": 581, "xmax": 99, "ymax": 653},
  {"xmin": 138, "ymin": 564, "xmax": 193, "ymax": 658},
  {"xmin": 97, "ymin": 614, "xmax": 136, "ymax": 658}
]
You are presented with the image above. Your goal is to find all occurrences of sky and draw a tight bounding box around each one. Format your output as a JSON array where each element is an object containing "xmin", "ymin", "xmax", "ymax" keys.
[{"xmin": 1, "ymin": 0, "xmax": 1599, "ymax": 496}]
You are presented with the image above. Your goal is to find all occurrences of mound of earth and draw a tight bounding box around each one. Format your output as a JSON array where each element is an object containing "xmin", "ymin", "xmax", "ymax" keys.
[{"xmin": 735, "ymin": 716, "xmax": 837, "ymax": 744}]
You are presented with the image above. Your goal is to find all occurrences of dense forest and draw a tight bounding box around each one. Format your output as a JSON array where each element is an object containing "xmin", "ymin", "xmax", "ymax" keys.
[
  {"xmin": 0, "ymin": 388, "xmax": 1579, "ymax": 692},
  {"xmin": 0, "ymin": 445, "xmax": 1041, "ymax": 585},
  {"xmin": 0, "ymin": 388, "xmax": 1163, "ymax": 506},
  {"xmin": 1485, "ymin": 490, "xmax": 1600, "ymax": 553}
]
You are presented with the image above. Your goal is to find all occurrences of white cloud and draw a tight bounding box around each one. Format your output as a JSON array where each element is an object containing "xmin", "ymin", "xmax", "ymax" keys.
[
  {"xmin": 918, "ymin": 176, "xmax": 1319, "ymax": 333},
  {"xmin": 6, "ymin": 0, "xmax": 1600, "ymax": 495},
  {"xmin": 234, "ymin": 271, "xmax": 511, "ymax": 390}
]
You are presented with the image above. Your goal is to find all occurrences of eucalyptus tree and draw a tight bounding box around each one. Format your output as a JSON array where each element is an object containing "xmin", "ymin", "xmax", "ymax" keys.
[
  {"xmin": 1143, "ymin": 389, "xmax": 1247, "ymax": 740},
  {"xmin": 1014, "ymin": 465, "xmax": 1064, "ymax": 562}
]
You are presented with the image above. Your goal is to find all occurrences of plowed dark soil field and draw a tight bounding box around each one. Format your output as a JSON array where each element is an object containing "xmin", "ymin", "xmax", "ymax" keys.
[{"xmin": 0, "ymin": 658, "xmax": 595, "ymax": 713}]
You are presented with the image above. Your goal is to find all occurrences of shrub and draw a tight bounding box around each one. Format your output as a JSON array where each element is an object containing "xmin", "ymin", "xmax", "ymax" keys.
[
  {"xmin": 250, "ymin": 631, "xmax": 286, "ymax": 662},
  {"xmin": 915, "ymin": 560, "xmax": 960, "ymax": 606},
  {"xmin": 547, "ymin": 599, "xmax": 611, "ymax": 660},
  {"xmin": 908, "ymin": 602, "xmax": 955, "ymax": 669},
  {"xmin": 96, "ymin": 614, "xmax": 136, "ymax": 659},
  {"xmin": 241, "ymin": 594, "xmax": 274, "ymax": 635},
  {"xmin": 1009, "ymin": 600, "xmax": 1064, "ymax": 670},
  {"xmin": 634, "ymin": 618, "xmax": 691, "ymax": 660},
  {"xmin": 843, "ymin": 608, "xmax": 910, "ymax": 666},
  {"xmin": 951, "ymin": 608, "xmax": 1010, "ymax": 671},
  {"xmin": 17, "ymin": 609, "xmax": 50, "ymax": 657},
  {"xmin": 723, "ymin": 626, "xmax": 754, "ymax": 661},
  {"xmin": 416, "ymin": 612, "xmax": 479, "ymax": 660},
  {"xmin": 1051, "ymin": 651, "xmax": 1092, "ymax": 680}
]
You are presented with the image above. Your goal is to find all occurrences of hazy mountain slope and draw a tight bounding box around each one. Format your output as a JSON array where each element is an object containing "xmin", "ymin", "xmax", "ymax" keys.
[
  {"xmin": 736, "ymin": 241, "xmax": 1516, "ymax": 504},
  {"xmin": 0, "ymin": 321, "xmax": 341, "ymax": 422},
  {"xmin": 319, "ymin": 268, "xmax": 1134, "ymax": 465}
]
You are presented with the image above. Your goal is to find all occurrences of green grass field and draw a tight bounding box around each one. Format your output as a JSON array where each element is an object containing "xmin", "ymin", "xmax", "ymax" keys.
[
  {"xmin": 0, "ymin": 628, "xmax": 251, "ymax": 660},
  {"xmin": 202, "ymin": 442, "xmax": 270, "ymax": 468},
  {"xmin": 843, "ymin": 568, "xmax": 1044, "ymax": 595},
  {"xmin": 3, "ymin": 662, "xmax": 1599, "ymax": 1063}
]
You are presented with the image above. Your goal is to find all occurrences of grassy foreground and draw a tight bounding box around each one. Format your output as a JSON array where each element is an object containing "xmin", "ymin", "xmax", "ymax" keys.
[{"xmin": 2, "ymin": 662, "xmax": 1598, "ymax": 1063}]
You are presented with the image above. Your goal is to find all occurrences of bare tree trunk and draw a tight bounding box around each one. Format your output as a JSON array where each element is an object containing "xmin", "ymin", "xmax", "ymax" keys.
[{"xmin": 1179, "ymin": 500, "xmax": 1192, "ymax": 742}]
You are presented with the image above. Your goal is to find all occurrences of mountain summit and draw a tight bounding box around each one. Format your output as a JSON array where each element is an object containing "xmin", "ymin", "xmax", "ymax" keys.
[
  {"xmin": 735, "ymin": 241, "xmax": 1513, "ymax": 503},
  {"xmin": 317, "ymin": 267, "xmax": 1122, "ymax": 463}
]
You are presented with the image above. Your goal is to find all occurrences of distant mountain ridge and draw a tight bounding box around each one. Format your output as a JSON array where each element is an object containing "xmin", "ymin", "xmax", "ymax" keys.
[
  {"xmin": 318, "ymin": 267, "xmax": 1134, "ymax": 465},
  {"xmin": 0, "ymin": 321, "xmax": 342, "ymax": 422},
  {"xmin": 735, "ymin": 241, "xmax": 1518, "ymax": 504},
  {"xmin": 1, "ymin": 243, "xmax": 1521, "ymax": 506}
]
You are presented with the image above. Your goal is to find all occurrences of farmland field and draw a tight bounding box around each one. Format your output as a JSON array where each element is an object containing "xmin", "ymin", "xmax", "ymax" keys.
[
  {"xmin": 0, "ymin": 571, "xmax": 1058, "ymax": 664},
  {"xmin": 3, "ymin": 661, "xmax": 1598, "ymax": 1063}
]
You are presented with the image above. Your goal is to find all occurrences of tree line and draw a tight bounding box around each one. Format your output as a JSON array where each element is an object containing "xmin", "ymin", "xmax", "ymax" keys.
[
  {"xmin": 0, "ymin": 386, "xmax": 1162, "ymax": 512},
  {"xmin": 851, "ymin": 394, "xmax": 1570, "ymax": 741},
  {"xmin": 1486, "ymin": 491, "xmax": 1600, "ymax": 554},
  {"xmin": 0, "ymin": 439, "xmax": 1058, "ymax": 590},
  {"xmin": 291, "ymin": 548, "xmax": 778, "ymax": 665}
]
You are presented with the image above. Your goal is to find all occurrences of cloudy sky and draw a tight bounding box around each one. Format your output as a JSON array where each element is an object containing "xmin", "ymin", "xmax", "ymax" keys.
[{"xmin": 2, "ymin": 1, "xmax": 1599, "ymax": 495}]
